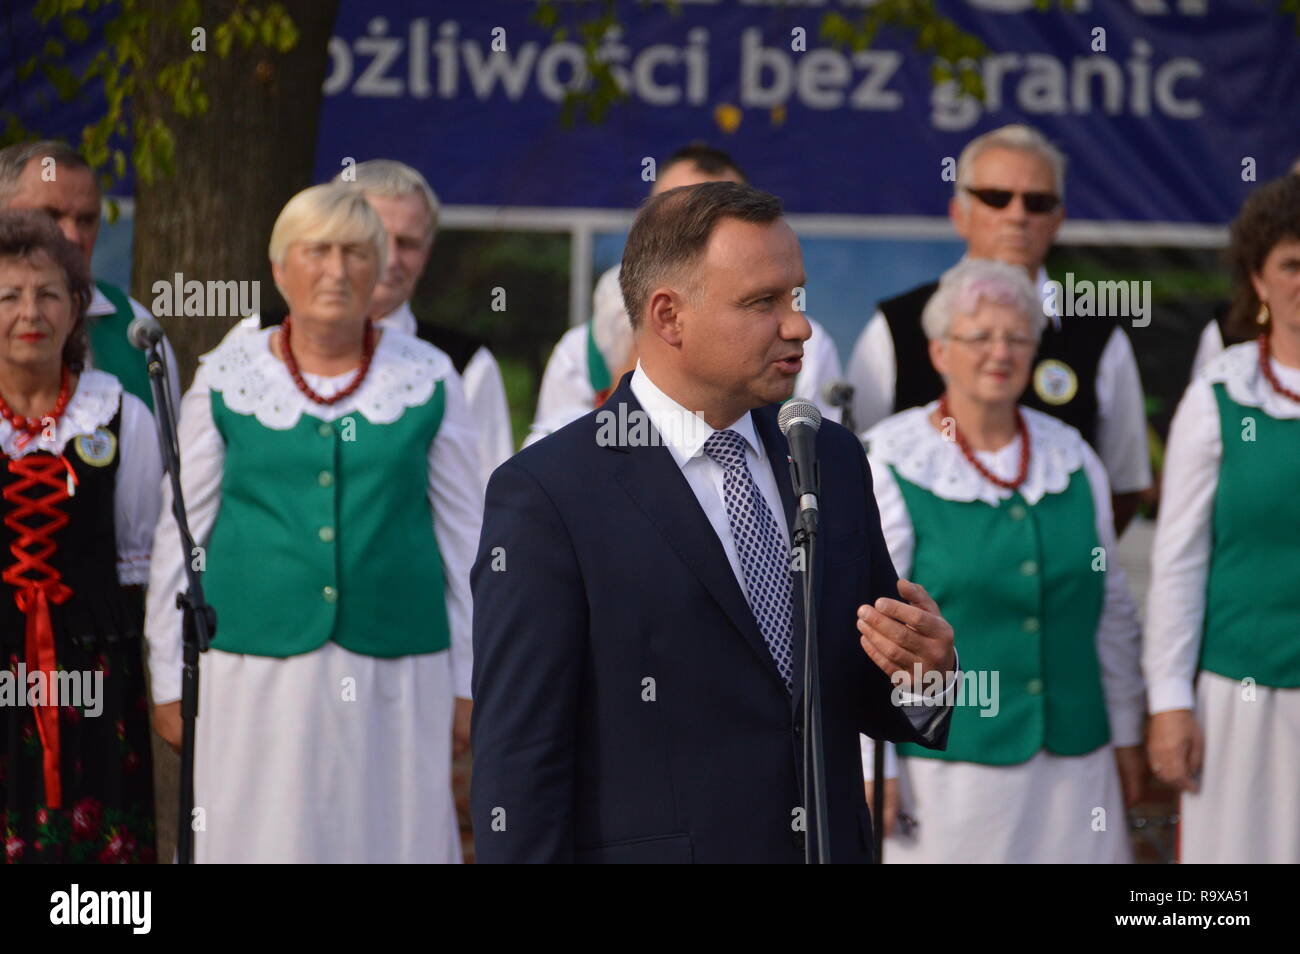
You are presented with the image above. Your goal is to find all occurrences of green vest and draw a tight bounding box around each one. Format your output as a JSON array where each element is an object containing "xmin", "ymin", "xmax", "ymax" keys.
[
  {"xmin": 1200, "ymin": 384, "xmax": 1300, "ymax": 687},
  {"xmin": 90, "ymin": 281, "xmax": 155, "ymax": 411},
  {"xmin": 586, "ymin": 321, "xmax": 611, "ymax": 394},
  {"xmin": 894, "ymin": 468, "xmax": 1110, "ymax": 765},
  {"xmin": 202, "ymin": 383, "xmax": 452, "ymax": 658}
]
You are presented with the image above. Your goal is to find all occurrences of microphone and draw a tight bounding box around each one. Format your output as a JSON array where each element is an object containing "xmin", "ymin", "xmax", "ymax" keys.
[
  {"xmin": 128, "ymin": 314, "xmax": 165, "ymax": 351},
  {"xmin": 822, "ymin": 380, "xmax": 856, "ymax": 433},
  {"xmin": 821, "ymin": 380, "xmax": 854, "ymax": 409},
  {"xmin": 778, "ymin": 398, "xmax": 822, "ymax": 535}
]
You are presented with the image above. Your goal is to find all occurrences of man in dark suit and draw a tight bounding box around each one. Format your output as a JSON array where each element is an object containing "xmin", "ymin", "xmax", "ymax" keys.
[{"xmin": 470, "ymin": 182, "xmax": 956, "ymax": 863}]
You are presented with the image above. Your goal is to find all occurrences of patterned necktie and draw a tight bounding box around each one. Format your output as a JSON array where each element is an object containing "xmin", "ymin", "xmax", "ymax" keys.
[{"xmin": 702, "ymin": 429, "xmax": 795, "ymax": 691}]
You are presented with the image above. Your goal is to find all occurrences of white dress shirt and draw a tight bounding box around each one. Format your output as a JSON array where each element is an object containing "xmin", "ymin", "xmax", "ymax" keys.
[
  {"xmin": 1190, "ymin": 317, "xmax": 1225, "ymax": 377},
  {"xmin": 379, "ymin": 302, "xmax": 513, "ymax": 485},
  {"xmin": 845, "ymin": 263, "xmax": 1152, "ymax": 494},
  {"xmin": 629, "ymin": 363, "xmax": 952, "ymax": 724},
  {"xmin": 1143, "ymin": 344, "xmax": 1300, "ymax": 713}
]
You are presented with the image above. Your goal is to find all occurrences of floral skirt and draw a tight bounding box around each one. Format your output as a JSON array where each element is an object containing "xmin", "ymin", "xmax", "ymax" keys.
[{"xmin": 1, "ymin": 618, "xmax": 156, "ymax": 864}]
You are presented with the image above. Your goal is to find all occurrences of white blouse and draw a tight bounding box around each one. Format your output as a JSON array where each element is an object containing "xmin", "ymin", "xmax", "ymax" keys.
[
  {"xmin": 864, "ymin": 403, "xmax": 1147, "ymax": 748},
  {"xmin": 0, "ymin": 368, "xmax": 161, "ymax": 585},
  {"xmin": 1144, "ymin": 341, "xmax": 1300, "ymax": 714},
  {"xmin": 143, "ymin": 326, "xmax": 484, "ymax": 704}
]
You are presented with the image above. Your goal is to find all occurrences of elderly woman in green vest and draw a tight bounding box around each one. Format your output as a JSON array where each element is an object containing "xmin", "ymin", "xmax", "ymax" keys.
[
  {"xmin": 1145, "ymin": 175, "xmax": 1300, "ymax": 864},
  {"xmin": 144, "ymin": 183, "xmax": 482, "ymax": 863},
  {"xmin": 859, "ymin": 258, "xmax": 1146, "ymax": 863}
]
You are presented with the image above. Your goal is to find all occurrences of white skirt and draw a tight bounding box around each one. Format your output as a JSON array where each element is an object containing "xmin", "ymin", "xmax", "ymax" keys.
[
  {"xmin": 193, "ymin": 643, "xmax": 461, "ymax": 863},
  {"xmin": 1180, "ymin": 671, "xmax": 1300, "ymax": 863},
  {"xmin": 884, "ymin": 746, "xmax": 1132, "ymax": 864}
]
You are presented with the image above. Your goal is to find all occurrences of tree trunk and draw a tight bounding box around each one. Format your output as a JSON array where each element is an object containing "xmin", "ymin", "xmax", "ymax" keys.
[{"xmin": 132, "ymin": 0, "xmax": 340, "ymax": 388}]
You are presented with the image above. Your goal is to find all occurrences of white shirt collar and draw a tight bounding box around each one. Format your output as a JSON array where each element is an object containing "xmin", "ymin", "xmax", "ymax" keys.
[
  {"xmin": 376, "ymin": 300, "xmax": 416, "ymax": 335},
  {"xmin": 629, "ymin": 362, "xmax": 764, "ymax": 470},
  {"xmin": 87, "ymin": 283, "xmax": 114, "ymax": 317}
]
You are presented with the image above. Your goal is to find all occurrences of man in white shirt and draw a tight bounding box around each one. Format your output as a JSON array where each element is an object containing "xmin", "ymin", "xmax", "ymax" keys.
[
  {"xmin": 845, "ymin": 124, "xmax": 1151, "ymax": 534},
  {"xmin": 0, "ymin": 140, "xmax": 181, "ymax": 412},
  {"xmin": 339, "ymin": 160, "xmax": 513, "ymax": 489},
  {"xmin": 527, "ymin": 143, "xmax": 843, "ymax": 446}
]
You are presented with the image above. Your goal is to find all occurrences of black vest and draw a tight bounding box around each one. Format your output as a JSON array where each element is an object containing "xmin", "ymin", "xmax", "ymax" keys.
[
  {"xmin": 878, "ymin": 280, "xmax": 1115, "ymax": 448},
  {"xmin": 0, "ymin": 404, "xmax": 143, "ymax": 653},
  {"xmin": 258, "ymin": 309, "xmax": 483, "ymax": 374}
]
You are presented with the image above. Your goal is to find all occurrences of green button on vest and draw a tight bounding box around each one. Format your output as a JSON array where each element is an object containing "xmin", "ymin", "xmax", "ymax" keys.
[
  {"xmin": 202, "ymin": 382, "xmax": 451, "ymax": 658},
  {"xmin": 1200, "ymin": 385, "xmax": 1300, "ymax": 687},
  {"xmin": 893, "ymin": 467, "xmax": 1109, "ymax": 765}
]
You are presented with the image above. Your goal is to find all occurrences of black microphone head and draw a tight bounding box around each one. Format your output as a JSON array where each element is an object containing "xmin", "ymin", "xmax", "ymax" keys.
[
  {"xmin": 778, "ymin": 398, "xmax": 822, "ymax": 436},
  {"xmin": 822, "ymin": 380, "xmax": 854, "ymax": 407},
  {"xmin": 127, "ymin": 314, "xmax": 164, "ymax": 350}
]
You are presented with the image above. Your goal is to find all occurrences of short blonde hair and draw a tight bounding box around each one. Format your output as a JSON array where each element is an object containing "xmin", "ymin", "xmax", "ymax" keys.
[
  {"xmin": 922, "ymin": 258, "xmax": 1045, "ymax": 341},
  {"xmin": 268, "ymin": 182, "xmax": 387, "ymax": 271}
]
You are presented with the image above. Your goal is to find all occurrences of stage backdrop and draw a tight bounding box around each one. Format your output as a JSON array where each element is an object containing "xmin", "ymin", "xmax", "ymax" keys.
[{"xmin": 313, "ymin": 0, "xmax": 1300, "ymax": 225}]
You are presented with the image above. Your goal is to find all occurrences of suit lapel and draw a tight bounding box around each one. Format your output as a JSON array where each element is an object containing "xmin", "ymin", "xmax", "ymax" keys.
[{"xmin": 606, "ymin": 377, "xmax": 788, "ymax": 693}]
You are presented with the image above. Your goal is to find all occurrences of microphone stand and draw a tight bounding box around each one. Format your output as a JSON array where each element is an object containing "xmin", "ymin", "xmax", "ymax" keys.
[
  {"xmin": 792, "ymin": 462, "xmax": 830, "ymax": 864},
  {"xmin": 143, "ymin": 340, "xmax": 215, "ymax": 865}
]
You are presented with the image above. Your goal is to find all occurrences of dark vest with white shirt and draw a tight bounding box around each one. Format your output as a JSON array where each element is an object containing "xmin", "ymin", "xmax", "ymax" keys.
[{"xmin": 878, "ymin": 280, "xmax": 1114, "ymax": 448}]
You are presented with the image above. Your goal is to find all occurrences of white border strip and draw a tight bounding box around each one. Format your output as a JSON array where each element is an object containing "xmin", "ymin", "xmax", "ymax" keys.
[{"xmin": 439, "ymin": 204, "xmax": 1229, "ymax": 246}]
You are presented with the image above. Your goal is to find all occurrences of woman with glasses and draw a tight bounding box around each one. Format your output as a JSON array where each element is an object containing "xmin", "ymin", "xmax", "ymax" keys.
[
  {"xmin": 860, "ymin": 258, "xmax": 1146, "ymax": 863},
  {"xmin": 1144, "ymin": 175, "xmax": 1300, "ymax": 863}
]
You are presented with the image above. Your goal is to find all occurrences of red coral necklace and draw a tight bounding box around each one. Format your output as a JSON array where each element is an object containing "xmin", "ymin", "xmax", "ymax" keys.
[
  {"xmin": 280, "ymin": 315, "xmax": 375, "ymax": 406},
  {"xmin": 938, "ymin": 394, "xmax": 1031, "ymax": 491},
  {"xmin": 1258, "ymin": 332, "xmax": 1300, "ymax": 404}
]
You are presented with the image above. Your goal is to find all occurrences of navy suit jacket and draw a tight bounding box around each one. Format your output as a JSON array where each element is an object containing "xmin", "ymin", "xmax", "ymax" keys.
[{"xmin": 470, "ymin": 373, "xmax": 951, "ymax": 863}]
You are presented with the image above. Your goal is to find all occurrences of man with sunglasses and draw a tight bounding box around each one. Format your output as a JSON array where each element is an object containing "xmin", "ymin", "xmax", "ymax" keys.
[{"xmin": 845, "ymin": 124, "xmax": 1151, "ymax": 534}]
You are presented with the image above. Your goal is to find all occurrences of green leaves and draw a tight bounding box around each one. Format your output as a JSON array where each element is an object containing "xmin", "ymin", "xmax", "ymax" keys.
[{"xmin": 3, "ymin": 0, "xmax": 302, "ymax": 194}]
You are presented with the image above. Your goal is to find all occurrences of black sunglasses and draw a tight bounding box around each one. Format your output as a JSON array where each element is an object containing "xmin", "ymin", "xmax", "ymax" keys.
[{"xmin": 965, "ymin": 187, "xmax": 1061, "ymax": 214}]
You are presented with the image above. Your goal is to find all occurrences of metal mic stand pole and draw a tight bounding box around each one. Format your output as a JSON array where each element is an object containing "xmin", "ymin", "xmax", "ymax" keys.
[
  {"xmin": 143, "ymin": 341, "xmax": 215, "ymax": 864},
  {"xmin": 794, "ymin": 464, "xmax": 830, "ymax": 864}
]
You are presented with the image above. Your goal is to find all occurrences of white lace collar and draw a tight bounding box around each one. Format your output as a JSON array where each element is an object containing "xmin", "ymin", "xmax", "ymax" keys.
[
  {"xmin": 201, "ymin": 325, "xmax": 452, "ymax": 429},
  {"xmin": 0, "ymin": 369, "xmax": 122, "ymax": 458},
  {"xmin": 1201, "ymin": 340, "xmax": 1300, "ymax": 420},
  {"xmin": 864, "ymin": 402, "xmax": 1085, "ymax": 506}
]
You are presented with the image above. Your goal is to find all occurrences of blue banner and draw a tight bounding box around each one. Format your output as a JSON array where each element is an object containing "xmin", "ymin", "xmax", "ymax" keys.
[{"xmin": 314, "ymin": 0, "xmax": 1300, "ymax": 224}]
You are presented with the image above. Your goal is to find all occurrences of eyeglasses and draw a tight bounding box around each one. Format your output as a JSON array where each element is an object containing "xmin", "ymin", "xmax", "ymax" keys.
[
  {"xmin": 964, "ymin": 187, "xmax": 1061, "ymax": 215},
  {"xmin": 947, "ymin": 331, "xmax": 1038, "ymax": 352}
]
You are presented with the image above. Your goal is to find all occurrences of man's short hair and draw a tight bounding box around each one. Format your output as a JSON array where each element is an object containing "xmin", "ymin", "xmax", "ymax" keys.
[
  {"xmin": 619, "ymin": 182, "xmax": 781, "ymax": 328},
  {"xmin": 955, "ymin": 124, "xmax": 1066, "ymax": 201},
  {"xmin": 0, "ymin": 140, "xmax": 94, "ymax": 206},
  {"xmin": 661, "ymin": 142, "xmax": 746, "ymax": 183},
  {"xmin": 338, "ymin": 159, "xmax": 441, "ymax": 242}
]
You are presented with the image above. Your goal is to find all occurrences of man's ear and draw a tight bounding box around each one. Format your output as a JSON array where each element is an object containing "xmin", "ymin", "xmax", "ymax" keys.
[
  {"xmin": 645, "ymin": 287, "xmax": 685, "ymax": 347},
  {"xmin": 948, "ymin": 195, "xmax": 969, "ymax": 242}
]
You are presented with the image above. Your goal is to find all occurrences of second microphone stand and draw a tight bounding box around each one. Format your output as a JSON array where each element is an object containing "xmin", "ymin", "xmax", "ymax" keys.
[{"xmin": 143, "ymin": 342, "xmax": 216, "ymax": 865}]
